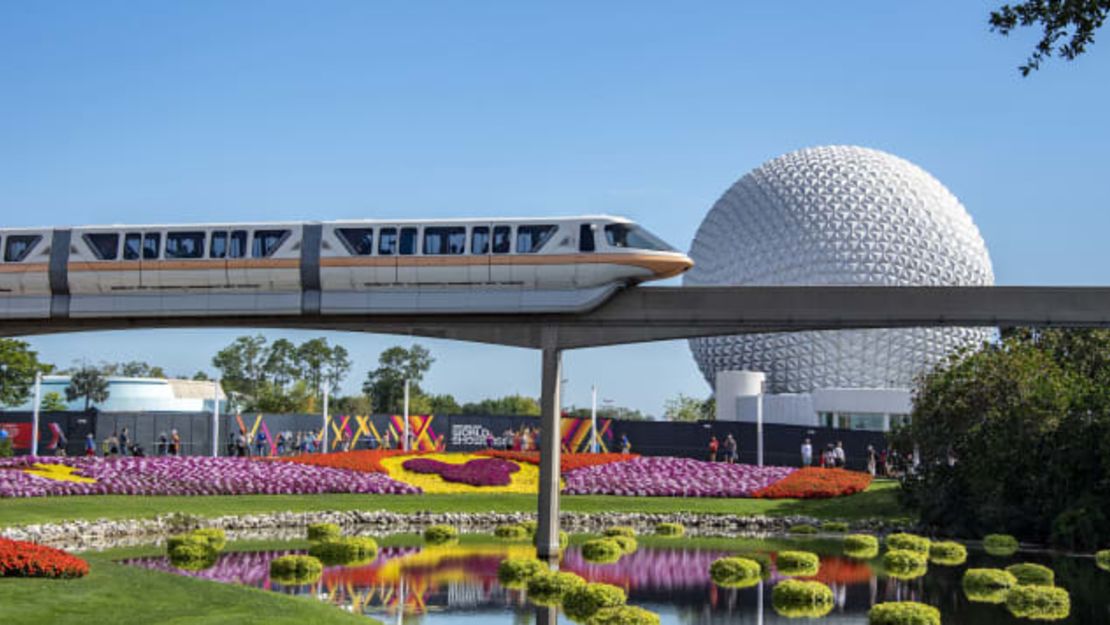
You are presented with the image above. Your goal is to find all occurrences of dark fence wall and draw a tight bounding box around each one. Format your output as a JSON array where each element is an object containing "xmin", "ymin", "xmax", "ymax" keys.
[{"xmin": 1, "ymin": 410, "xmax": 887, "ymax": 471}]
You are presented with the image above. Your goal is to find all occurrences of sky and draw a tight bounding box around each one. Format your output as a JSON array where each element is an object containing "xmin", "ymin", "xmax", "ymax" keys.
[{"xmin": 2, "ymin": 2, "xmax": 1108, "ymax": 416}]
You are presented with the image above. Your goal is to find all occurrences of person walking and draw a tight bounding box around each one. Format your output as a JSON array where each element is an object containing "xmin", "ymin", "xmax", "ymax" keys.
[
  {"xmin": 118, "ymin": 427, "xmax": 130, "ymax": 457},
  {"xmin": 724, "ymin": 433, "xmax": 738, "ymax": 464},
  {"xmin": 801, "ymin": 438, "xmax": 813, "ymax": 467},
  {"xmin": 834, "ymin": 441, "xmax": 846, "ymax": 468},
  {"xmin": 866, "ymin": 444, "xmax": 878, "ymax": 476},
  {"xmin": 708, "ymin": 435, "xmax": 719, "ymax": 462},
  {"xmin": 620, "ymin": 433, "xmax": 632, "ymax": 454},
  {"xmin": 485, "ymin": 432, "xmax": 495, "ymax": 449},
  {"xmin": 170, "ymin": 429, "xmax": 181, "ymax": 456},
  {"xmin": 84, "ymin": 432, "xmax": 96, "ymax": 457},
  {"xmin": 255, "ymin": 430, "xmax": 267, "ymax": 457}
]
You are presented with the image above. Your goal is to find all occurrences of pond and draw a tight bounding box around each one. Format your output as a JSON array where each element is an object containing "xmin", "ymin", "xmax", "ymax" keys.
[{"xmin": 121, "ymin": 534, "xmax": 1110, "ymax": 624}]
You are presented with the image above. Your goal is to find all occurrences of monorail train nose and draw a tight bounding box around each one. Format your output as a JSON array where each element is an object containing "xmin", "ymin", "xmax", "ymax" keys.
[{"xmin": 650, "ymin": 253, "xmax": 694, "ymax": 280}]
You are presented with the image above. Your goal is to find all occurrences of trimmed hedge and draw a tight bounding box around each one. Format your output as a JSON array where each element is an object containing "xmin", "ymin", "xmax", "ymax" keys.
[
  {"xmin": 526, "ymin": 570, "xmax": 585, "ymax": 606},
  {"xmin": 928, "ymin": 541, "xmax": 967, "ymax": 566},
  {"xmin": 1097, "ymin": 549, "xmax": 1110, "ymax": 572},
  {"xmin": 1006, "ymin": 562, "xmax": 1055, "ymax": 586},
  {"xmin": 771, "ymin": 579, "xmax": 834, "ymax": 618},
  {"xmin": 788, "ymin": 523, "xmax": 818, "ymax": 535},
  {"xmin": 166, "ymin": 530, "xmax": 223, "ymax": 571},
  {"xmin": 962, "ymin": 568, "xmax": 1017, "ymax": 604},
  {"xmin": 822, "ymin": 521, "xmax": 850, "ymax": 533},
  {"xmin": 603, "ymin": 526, "xmax": 637, "ymax": 538},
  {"xmin": 844, "ymin": 534, "xmax": 880, "ymax": 559},
  {"xmin": 983, "ymin": 533, "xmax": 1019, "ymax": 557},
  {"xmin": 867, "ymin": 601, "xmax": 941, "ymax": 625},
  {"xmin": 520, "ymin": 520, "xmax": 539, "ymax": 534},
  {"xmin": 497, "ymin": 557, "xmax": 548, "ymax": 587},
  {"xmin": 191, "ymin": 528, "xmax": 227, "ymax": 552},
  {"xmin": 610, "ymin": 535, "xmax": 638, "ymax": 555},
  {"xmin": 886, "ymin": 533, "xmax": 930, "ymax": 555},
  {"xmin": 776, "ymin": 550, "xmax": 820, "ymax": 577},
  {"xmin": 269, "ymin": 554, "xmax": 323, "ymax": 585},
  {"xmin": 307, "ymin": 522, "xmax": 342, "ymax": 543},
  {"xmin": 883, "ymin": 550, "xmax": 927, "ymax": 580},
  {"xmin": 308, "ymin": 536, "xmax": 379, "ymax": 566},
  {"xmin": 709, "ymin": 556, "xmax": 762, "ymax": 588},
  {"xmin": 563, "ymin": 582, "xmax": 627, "ymax": 622},
  {"xmin": 494, "ymin": 524, "xmax": 531, "ymax": 541},
  {"xmin": 533, "ymin": 529, "xmax": 570, "ymax": 550},
  {"xmin": 586, "ymin": 605, "xmax": 661, "ymax": 625},
  {"xmin": 424, "ymin": 524, "xmax": 459, "ymax": 544},
  {"xmin": 654, "ymin": 522, "xmax": 685, "ymax": 537},
  {"xmin": 581, "ymin": 538, "xmax": 624, "ymax": 564},
  {"xmin": 1006, "ymin": 585, "xmax": 1070, "ymax": 620}
]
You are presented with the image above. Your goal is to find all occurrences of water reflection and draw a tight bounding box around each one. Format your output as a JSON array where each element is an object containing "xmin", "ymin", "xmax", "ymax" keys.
[{"xmin": 122, "ymin": 542, "xmax": 1110, "ymax": 624}]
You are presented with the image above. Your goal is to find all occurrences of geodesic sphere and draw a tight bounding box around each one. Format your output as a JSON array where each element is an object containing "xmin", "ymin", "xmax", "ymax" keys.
[{"xmin": 685, "ymin": 145, "xmax": 994, "ymax": 393}]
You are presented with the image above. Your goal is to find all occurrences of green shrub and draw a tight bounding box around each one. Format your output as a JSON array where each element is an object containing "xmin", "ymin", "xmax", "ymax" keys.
[
  {"xmin": 776, "ymin": 551, "xmax": 820, "ymax": 577},
  {"xmin": 771, "ymin": 579, "xmax": 834, "ymax": 618},
  {"xmin": 168, "ymin": 537, "xmax": 217, "ymax": 571},
  {"xmin": 654, "ymin": 522, "xmax": 685, "ymax": 537},
  {"xmin": 983, "ymin": 534, "xmax": 1019, "ymax": 557},
  {"xmin": 526, "ymin": 570, "xmax": 585, "ymax": 606},
  {"xmin": 581, "ymin": 538, "xmax": 624, "ymax": 564},
  {"xmin": 603, "ymin": 526, "xmax": 636, "ymax": 538},
  {"xmin": 423, "ymin": 524, "xmax": 459, "ymax": 544},
  {"xmin": 191, "ymin": 528, "xmax": 227, "ymax": 552},
  {"xmin": 308, "ymin": 536, "xmax": 379, "ymax": 566},
  {"xmin": 610, "ymin": 535, "xmax": 637, "ymax": 555},
  {"xmin": 928, "ymin": 541, "xmax": 967, "ymax": 566},
  {"xmin": 709, "ymin": 556, "xmax": 762, "ymax": 588},
  {"xmin": 269, "ymin": 554, "xmax": 323, "ymax": 585},
  {"xmin": 886, "ymin": 533, "xmax": 930, "ymax": 555},
  {"xmin": 497, "ymin": 558, "xmax": 548, "ymax": 587},
  {"xmin": 0, "ymin": 437, "xmax": 12, "ymax": 458},
  {"xmin": 520, "ymin": 519, "xmax": 538, "ymax": 532},
  {"xmin": 883, "ymin": 550, "xmax": 927, "ymax": 580},
  {"xmin": 844, "ymin": 534, "xmax": 880, "ymax": 559},
  {"xmin": 494, "ymin": 524, "xmax": 530, "ymax": 540},
  {"xmin": 586, "ymin": 605, "xmax": 661, "ymax": 625},
  {"xmin": 962, "ymin": 568, "xmax": 1018, "ymax": 604},
  {"xmin": 306, "ymin": 522, "xmax": 341, "ymax": 543},
  {"xmin": 1005, "ymin": 585, "xmax": 1071, "ymax": 620},
  {"xmin": 1097, "ymin": 549, "xmax": 1110, "ymax": 572},
  {"xmin": 1006, "ymin": 562, "xmax": 1055, "ymax": 586},
  {"xmin": 563, "ymin": 582, "xmax": 627, "ymax": 622},
  {"xmin": 822, "ymin": 521, "xmax": 849, "ymax": 533},
  {"xmin": 788, "ymin": 523, "xmax": 818, "ymax": 535},
  {"xmin": 868, "ymin": 601, "xmax": 940, "ymax": 625},
  {"xmin": 532, "ymin": 529, "xmax": 570, "ymax": 549}
]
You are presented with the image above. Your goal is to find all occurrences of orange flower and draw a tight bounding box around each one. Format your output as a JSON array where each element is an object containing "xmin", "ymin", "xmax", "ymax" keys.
[{"xmin": 751, "ymin": 468, "xmax": 872, "ymax": 499}]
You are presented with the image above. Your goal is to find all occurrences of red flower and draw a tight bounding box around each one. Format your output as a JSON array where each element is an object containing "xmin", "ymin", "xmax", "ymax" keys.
[
  {"xmin": 474, "ymin": 450, "xmax": 638, "ymax": 473},
  {"xmin": 751, "ymin": 468, "xmax": 872, "ymax": 499},
  {"xmin": 0, "ymin": 537, "xmax": 89, "ymax": 579}
]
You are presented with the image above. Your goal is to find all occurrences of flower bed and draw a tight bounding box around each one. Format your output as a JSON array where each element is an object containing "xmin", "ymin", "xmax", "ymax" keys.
[
  {"xmin": 277, "ymin": 449, "xmax": 417, "ymax": 474},
  {"xmin": 475, "ymin": 450, "xmax": 639, "ymax": 472},
  {"xmin": 562, "ymin": 457, "xmax": 794, "ymax": 497},
  {"xmin": 0, "ymin": 537, "xmax": 89, "ymax": 578},
  {"xmin": 751, "ymin": 467, "xmax": 872, "ymax": 499},
  {"xmin": 380, "ymin": 453, "xmax": 539, "ymax": 494},
  {"xmin": 0, "ymin": 456, "xmax": 419, "ymax": 497},
  {"xmin": 402, "ymin": 457, "xmax": 520, "ymax": 486}
]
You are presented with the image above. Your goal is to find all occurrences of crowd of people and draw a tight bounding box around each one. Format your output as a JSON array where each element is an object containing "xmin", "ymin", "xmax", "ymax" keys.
[{"xmin": 85, "ymin": 427, "xmax": 182, "ymax": 457}]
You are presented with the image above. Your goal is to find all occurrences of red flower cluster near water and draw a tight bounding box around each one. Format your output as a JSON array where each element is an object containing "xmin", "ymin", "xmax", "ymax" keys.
[
  {"xmin": 0, "ymin": 537, "xmax": 89, "ymax": 579},
  {"xmin": 402, "ymin": 457, "xmax": 520, "ymax": 486},
  {"xmin": 751, "ymin": 467, "xmax": 872, "ymax": 499},
  {"xmin": 474, "ymin": 450, "xmax": 639, "ymax": 472}
]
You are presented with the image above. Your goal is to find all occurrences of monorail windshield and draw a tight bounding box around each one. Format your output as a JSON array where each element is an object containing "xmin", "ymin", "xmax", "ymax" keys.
[{"xmin": 604, "ymin": 223, "xmax": 674, "ymax": 251}]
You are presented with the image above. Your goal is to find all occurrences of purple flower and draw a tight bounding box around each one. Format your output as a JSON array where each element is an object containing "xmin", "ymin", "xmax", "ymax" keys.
[
  {"xmin": 561, "ymin": 457, "xmax": 794, "ymax": 497},
  {"xmin": 402, "ymin": 457, "xmax": 520, "ymax": 486}
]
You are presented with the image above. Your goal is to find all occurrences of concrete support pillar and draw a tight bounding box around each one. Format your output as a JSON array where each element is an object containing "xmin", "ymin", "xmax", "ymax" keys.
[
  {"xmin": 536, "ymin": 331, "xmax": 563, "ymax": 559},
  {"xmin": 536, "ymin": 604, "xmax": 558, "ymax": 625}
]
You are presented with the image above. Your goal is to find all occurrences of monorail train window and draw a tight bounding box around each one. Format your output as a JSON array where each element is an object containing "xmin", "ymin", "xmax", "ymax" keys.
[
  {"xmin": 210, "ymin": 232, "xmax": 228, "ymax": 258},
  {"xmin": 516, "ymin": 225, "xmax": 556, "ymax": 253},
  {"xmin": 252, "ymin": 230, "xmax": 288, "ymax": 258},
  {"xmin": 166, "ymin": 232, "xmax": 206, "ymax": 259},
  {"xmin": 579, "ymin": 224, "xmax": 596, "ymax": 253},
  {"xmin": 423, "ymin": 227, "xmax": 466, "ymax": 255},
  {"xmin": 471, "ymin": 226, "xmax": 490, "ymax": 254},
  {"xmin": 379, "ymin": 228, "xmax": 397, "ymax": 255},
  {"xmin": 492, "ymin": 226, "xmax": 511, "ymax": 254},
  {"xmin": 337, "ymin": 228, "xmax": 374, "ymax": 255},
  {"xmin": 123, "ymin": 233, "xmax": 141, "ymax": 260},
  {"xmin": 229, "ymin": 230, "xmax": 247, "ymax": 258},
  {"xmin": 399, "ymin": 227, "xmax": 417, "ymax": 255},
  {"xmin": 603, "ymin": 223, "xmax": 674, "ymax": 251},
  {"xmin": 4, "ymin": 235, "xmax": 41, "ymax": 262},
  {"xmin": 83, "ymin": 233, "xmax": 119, "ymax": 260},
  {"xmin": 143, "ymin": 233, "xmax": 161, "ymax": 260}
]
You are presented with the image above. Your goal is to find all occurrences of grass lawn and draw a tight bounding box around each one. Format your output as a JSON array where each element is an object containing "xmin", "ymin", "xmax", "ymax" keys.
[{"xmin": 0, "ymin": 480, "xmax": 904, "ymax": 527}]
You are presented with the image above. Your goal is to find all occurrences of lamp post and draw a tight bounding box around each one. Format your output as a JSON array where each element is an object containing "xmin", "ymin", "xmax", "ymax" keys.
[
  {"xmin": 211, "ymin": 378, "xmax": 220, "ymax": 457},
  {"xmin": 590, "ymin": 385, "xmax": 598, "ymax": 453},
  {"xmin": 31, "ymin": 371, "xmax": 42, "ymax": 458},
  {"xmin": 402, "ymin": 379, "xmax": 410, "ymax": 451}
]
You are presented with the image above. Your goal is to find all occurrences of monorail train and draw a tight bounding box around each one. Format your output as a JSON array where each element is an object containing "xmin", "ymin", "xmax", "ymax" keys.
[{"xmin": 0, "ymin": 216, "xmax": 692, "ymax": 318}]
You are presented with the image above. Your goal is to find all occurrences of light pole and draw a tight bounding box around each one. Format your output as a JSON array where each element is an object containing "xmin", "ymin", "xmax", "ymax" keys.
[
  {"xmin": 31, "ymin": 371, "xmax": 42, "ymax": 458},
  {"xmin": 402, "ymin": 378, "xmax": 410, "ymax": 451},
  {"xmin": 590, "ymin": 385, "xmax": 598, "ymax": 453},
  {"xmin": 211, "ymin": 378, "xmax": 220, "ymax": 457}
]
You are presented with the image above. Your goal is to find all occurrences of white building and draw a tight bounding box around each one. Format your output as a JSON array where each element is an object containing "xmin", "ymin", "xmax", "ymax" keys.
[{"xmin": 4, "ymin": 376, "xmax": 226, "ymax": 413}]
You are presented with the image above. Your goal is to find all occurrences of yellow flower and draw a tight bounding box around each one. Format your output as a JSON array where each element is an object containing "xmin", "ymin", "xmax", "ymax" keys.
[
  {"xmin": 375, "ymin": 543, "xmax": 539, "ymax": 584},
  {"xmin": 23, "ymin": 463, "xmax": 97, "ymax": 484},
  {"xmin": 381, "ymin": 453, "xmax": 555, "ymax": 494}
]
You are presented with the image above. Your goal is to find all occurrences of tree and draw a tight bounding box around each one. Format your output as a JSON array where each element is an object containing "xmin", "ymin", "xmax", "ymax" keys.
[
  {"xmin": 65, "ymin": 366, "xmax": 110, "ymax": 411},
  {"xmin": 363, "ymin": 345, "xmax": 434, "ymax": 414},
  {"xmin": 564, "ymin": 405, "xmax": 651, "ymax": 421},
  {"xmin": 424, "ymin": 393, "xmax": 461, "ymax": 415},
  {"xmin": 40, "ymin": 392, "xmax": 68, "ymax": 411},
  {"xmin": 663, "ymin": 393, "xmax": 712, "ymax": 422},
  {"xmin": 460, "ymin": 394, "xmax": 541, "ymax": 416},
  {"xmin": 323, "ymin": 345, "xmax": 351, "ymax": 397},
  {"xmin": 333, "ymin": 394, "xmax": 373, "ymax": 415},
  {"xmin": 0, "ymin": 339, "xmax": 51, "ymax": 407},
  {"xmin": 212, "ymin": 335, "xmax": 269, "ymax": 399},
  {"xmin": 264, "ymin": 339, "xmax": 300, "ymax": 389},
  {"xmin": 191, "ymin": 371, "xmax": 210, "ymax": 381},
  {"xmin": 990, "ymin": 1, "xmax": 1110, "ymax": 75}
]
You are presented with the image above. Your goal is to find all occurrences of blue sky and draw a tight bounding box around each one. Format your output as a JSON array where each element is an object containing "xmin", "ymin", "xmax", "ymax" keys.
[{"xmin": 2, "ymin": 2, "xmax": 1108, "ymax": 415}]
